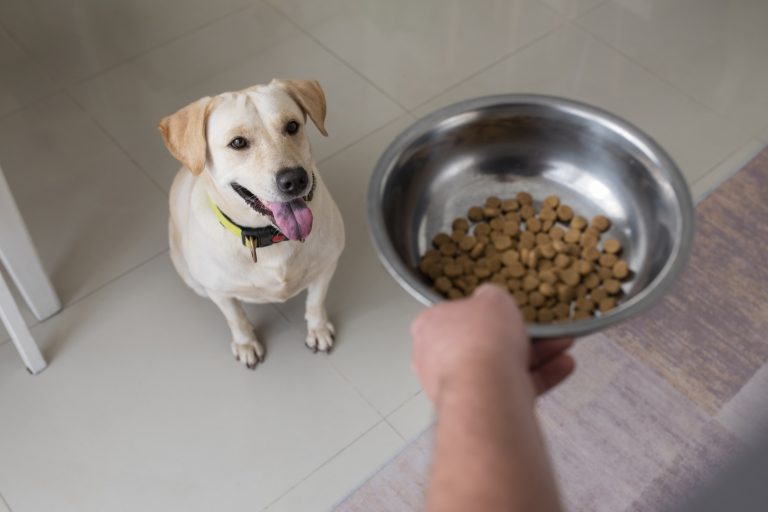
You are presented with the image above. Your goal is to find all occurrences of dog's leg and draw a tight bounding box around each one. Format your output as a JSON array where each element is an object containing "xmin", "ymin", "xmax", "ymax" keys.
[
  {"xmin": 209, "ymin": 294, "xmax": 265, "ymax": 369},
  {"xmin": 304, "ymin": 264, "xmax": 337, "ymax": 353}
]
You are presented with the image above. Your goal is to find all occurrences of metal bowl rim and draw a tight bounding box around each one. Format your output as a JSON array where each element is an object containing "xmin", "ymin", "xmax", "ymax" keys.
[{"xmin": 367, "ymin": 93, "xmax": 695, "ymax": 338}]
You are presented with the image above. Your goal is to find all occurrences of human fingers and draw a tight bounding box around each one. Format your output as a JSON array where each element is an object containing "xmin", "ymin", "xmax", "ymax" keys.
[
  {"xmin": 531, "ymin": 354, "xmax": 576, "ymax": 395},
  {"xmin": 530, "ymin": 338, "xmax": 574, "ymax": 369}
]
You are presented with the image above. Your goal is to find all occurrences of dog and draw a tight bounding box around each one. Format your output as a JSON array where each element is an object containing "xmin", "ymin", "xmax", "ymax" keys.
[{"xmin": 159, "ymin": 79, "xmax": 344, "ymax": 369}]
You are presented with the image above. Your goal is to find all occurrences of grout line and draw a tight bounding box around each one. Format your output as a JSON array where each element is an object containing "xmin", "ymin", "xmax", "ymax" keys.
[
  {"xmin": 263, "ymin": 2, "xmax": 410, "ymax": 113},
  {"xmin": 692, "ymin": 138, "xmax": 765, "ymax": 203},
  {"xmin": 572, "ymin": 10, "xmax": 759, "ymax": 134},
  {"xmin": 66, "ymin": 3, "xmax": 256, "ymax": 89},
  {"xmin": 260, "ymin": 419, "xmax": 386, "ymax": 511},
  {"xmin": 404, "ymin": 19, "xmax": 566, "ymax": 114},
  {"xmin": 64, "ymin": 90, "xmax": 169, "ymax": 194},
  {"xmin": 316, "ymin": 114, "xmax": 415, "ymax": 167},
  {"xmin": 0, "ymin": 491, "xmax": 12, "ymax": 512}
]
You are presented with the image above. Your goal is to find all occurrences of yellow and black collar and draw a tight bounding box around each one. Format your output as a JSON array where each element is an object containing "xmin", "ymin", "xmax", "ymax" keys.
[{"xmin": 209, "ymin": 173, "xmax": 316, "ymax": 262}]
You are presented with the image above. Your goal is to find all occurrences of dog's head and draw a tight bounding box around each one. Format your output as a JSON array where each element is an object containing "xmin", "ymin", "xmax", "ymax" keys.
[{"xmin": 158, "ymin": 79, "xmax": 327, "ymax": 241}]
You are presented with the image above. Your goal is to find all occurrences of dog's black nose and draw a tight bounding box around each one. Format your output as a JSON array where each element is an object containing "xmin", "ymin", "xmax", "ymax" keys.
[{"xmin": 276, "ymin": 167, "xmax": 309, "ymax": 195}]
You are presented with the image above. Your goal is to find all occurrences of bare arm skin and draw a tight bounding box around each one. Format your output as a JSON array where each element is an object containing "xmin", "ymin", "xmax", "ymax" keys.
[{"xmin": 411, "ymin": 284, "xmax": 574, "ymax": 512}]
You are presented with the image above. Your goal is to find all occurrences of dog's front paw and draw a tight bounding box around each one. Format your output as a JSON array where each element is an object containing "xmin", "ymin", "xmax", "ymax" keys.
[
  {"xmin": 306, "ymin": 322, "xmax": 335, "ymax": 353},
  {"xmin": 231, "ymin": 340, "xmax": 265, "ymax": 369}
]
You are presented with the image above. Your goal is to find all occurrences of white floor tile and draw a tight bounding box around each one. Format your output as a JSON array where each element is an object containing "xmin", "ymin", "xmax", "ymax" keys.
[
  {"xmin": 691, "ymin": 139, "xmax": 765, "ymax": 202},
  {"xmin": 540, "ymin": 0, "xmax": 605, "ymax": 19},
  {"xmin": 274, "ymin": 117, "xmax": 426, "ymax": 416},
  {"xmin": 0, "ymin": 255, "xmax": 382, "ymax": 512},
  {"xmin": 0, "ymin": 0, "xmax": 254, "ymax": 84},
  {"xmin": 386, "ymin": 392, "xmax": 435, "ymax": 443},
  {"xmin": 412, "ymin": 24, "xmax": 752, "ymax": 188},
  {"xmin": 265, "ymin": 421, "xmax": 404, "ymax": 512},
  {"xmin": 70, "ymin": 3, "xmax": 405, "ymax": 191},
  {"xmin": 579, "ymin": 0, "xmax": 768, "ymax": 136},
  {"xmin": 0, "ymin": 94, "xmax": 168, "ymax": 306},
  {"xmin": 269, "ymin": 0, "xmax": 562, "ymax": 109},
  {"xmin": 0, "ymin": 27, "xmax": 57, "ymax": 118}
]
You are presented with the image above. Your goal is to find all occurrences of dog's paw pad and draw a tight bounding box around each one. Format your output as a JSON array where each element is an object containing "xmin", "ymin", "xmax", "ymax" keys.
[
  {"xmin": 231, "ymin": 340, "xmax": 265, "ymax": 369},
  {"xmin": 306, "ymin": 322, "xmax": 335, "ymax": 353}
]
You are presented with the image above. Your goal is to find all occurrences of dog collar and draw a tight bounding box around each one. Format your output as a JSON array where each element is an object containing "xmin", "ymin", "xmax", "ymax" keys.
[{"xmin": 208, "ymin": 174, "xmax": 316, "ymax": 262}]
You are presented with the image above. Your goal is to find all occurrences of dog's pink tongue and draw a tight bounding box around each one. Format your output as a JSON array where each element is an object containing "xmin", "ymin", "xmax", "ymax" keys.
[{"xmin": 267, "ymin": 198, "xmax": 313, "ymax": 241}]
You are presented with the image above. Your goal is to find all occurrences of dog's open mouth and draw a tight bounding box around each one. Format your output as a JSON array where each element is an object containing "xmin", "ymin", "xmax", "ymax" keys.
[{"xmin": 231, "ymin": 183, "xmax": 313, "ymax": 241}]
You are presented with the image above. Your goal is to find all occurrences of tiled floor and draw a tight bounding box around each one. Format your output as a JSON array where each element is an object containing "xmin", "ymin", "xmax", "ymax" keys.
[{"xmin": 1, "ymin": 1, "xmax": 767, "ymax": 511}]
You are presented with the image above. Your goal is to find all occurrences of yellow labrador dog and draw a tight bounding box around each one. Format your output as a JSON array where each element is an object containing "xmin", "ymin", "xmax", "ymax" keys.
[{"xmin": 159, "ymin": 79, "xmax": 344, "ymax": 369}]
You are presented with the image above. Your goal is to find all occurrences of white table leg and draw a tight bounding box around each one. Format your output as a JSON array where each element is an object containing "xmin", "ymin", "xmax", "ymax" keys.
[
  {"xmin": 0, "ymin": 166, "xmax": 61, "ymax": 321},
  {"xmin": 0, "ymin": 270, "xmax": 46, "ymax": 374}
]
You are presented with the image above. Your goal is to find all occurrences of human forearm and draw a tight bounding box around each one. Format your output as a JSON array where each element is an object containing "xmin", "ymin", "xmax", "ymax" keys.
[{"xmin": 426, "ymin": 364, "xmax": 563, "ymax": 512}]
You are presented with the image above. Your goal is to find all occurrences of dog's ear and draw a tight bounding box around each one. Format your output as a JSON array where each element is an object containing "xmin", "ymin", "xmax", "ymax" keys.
[
  {"xmin": 272, "ymin": 79, "xmax": 328, "ymax": 137},
  {"xmin": 158, "ymin": 96, "xmax": 213, "ymax": 175}
]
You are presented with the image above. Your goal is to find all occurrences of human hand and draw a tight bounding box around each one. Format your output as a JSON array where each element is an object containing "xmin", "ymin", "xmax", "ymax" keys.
[{"xmin": 411, "ymin": 284, "xmax": 575, "ymax": 405}]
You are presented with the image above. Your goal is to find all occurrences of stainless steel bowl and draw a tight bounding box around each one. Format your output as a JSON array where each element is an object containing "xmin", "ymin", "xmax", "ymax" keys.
[{"xmin": 367, "ymin": 95, "xmax": 695, "ymax": 338}]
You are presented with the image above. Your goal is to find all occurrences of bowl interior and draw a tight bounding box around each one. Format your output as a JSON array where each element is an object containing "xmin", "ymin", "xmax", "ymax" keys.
[{"xmin": 371, "ymin": 96, "xmax": 692, "ymax": 336}]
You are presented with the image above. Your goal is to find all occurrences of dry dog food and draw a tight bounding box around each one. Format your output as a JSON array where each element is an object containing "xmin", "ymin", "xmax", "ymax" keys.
[{"xmin": 418, "ymin": 194, "xmax": 633, "ymax": 323}]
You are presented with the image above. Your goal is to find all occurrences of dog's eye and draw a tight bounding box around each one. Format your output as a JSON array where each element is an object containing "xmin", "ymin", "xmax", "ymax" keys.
[
  {"xmin": 285, "ymin": 120, "xmax": 300, "ymax": 135},
  {"xmin": 228, "ymin": 137, "xmax": 249, "ymax": 150}
]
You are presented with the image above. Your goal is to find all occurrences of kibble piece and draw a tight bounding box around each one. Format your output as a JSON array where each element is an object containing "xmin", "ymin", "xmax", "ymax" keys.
[
  {"xmin": 459, "ymin": 235, "xmax": 476, "ymax": 252},
  {"xmin": 505, "ymin": 212, "xmax": 521, "ymax": 224},
  {"xmin": 537, "ymin": 308, "xmax": 555, "ymax": 323},
  {"xmin": 592, "ymin": 215, "xmax": 611, "ymax": 232},
  {"xmin": 560, "ymin": 268, "xmax": 581, "ymax": 287},
  {"xmin": 520, "ymin": 205, "xmax": 535, "ymax": 220},
  {"xmin": 470, "ymin": 242, "xmax": 486, "ymax": 259},
  {"xmin": 576, "ymin": 284, "xmax": 589, "ymax": 300},
  {"xmin": 475, "ymin": 222, "xmax": 491, "ymax": 236},
  {"xmin": 604, "ymin": 239, "xmax": 622, "ymax": 254},
  {"xmin": 423, "ymin": 249, "xmax": 440, "ymax": 261},
  {"xmin": 526, "ymin": 217, "xmax": 542, "ymax": 232},
  {"xmin": 525, "ymin": 249, "xmax": 539, "ymax": 269},
  {"xmin": 557, "ymin": 284, "xmax": 575, "ymax": 302},
  {"xmin": 540, "ymin": 208, "xmax": 557, "ymax": 222},
  {"xmin": 564, "ymin": 228, "xmax": 581, "ymax": 244},
  {"xmin": 492, "ymin": 234, "xmax": 512, "ymax": 251},
  {"xmin": 591, "ymin": 287, "xmax": 608, "ymax": 303},
  {"xmin": 599, "ymin": 253, "xmax": 618, "ymax": 268},
  {"xmin": 580, "ymin": 233, "xmax": 598, "ymax": 248},
  {"xmin": 552, "ymin": 239, "xmax": 567, "ymax": 253},
  {"xmin": 554, "ymin": 303, "xmax": 571, "ymax": 320},
  {"xmin": 467, "ymin": 206, "xmax": 484, "ymax": 222},
  {"xmin": 523, "ymin": 275, "xmax": 540, "ymax": 292},
  {"xmin": 507, "ymin": 262, "xmax": 526, "ymax": 278},
  {"xmin": 483, "ymin": 207, "xmax": 500, "ymax": 219},
  {"xmin": 490, "ymin": 274, "xmax": 506, "ymax": 286},
  {"xmin": 542, "ymin": 220, "xmax": 554, "ymax": 232},
  {"xmin": 584, "ymin": 227, "xmax": 601, "ymax": 240},
  {"xmin": 485, "ymin": 196, "xmax": 502, "ymax": 209},
  {"xmin": 536, "ymin": 233, "xmax": 551, "ymax": 246},
  {"xmin": 540, "ymin": 270, "xmax": 558, "ymax": 285},
  {"xmin": 513, "ymin": 290, "xmax": 528, "ymax": 306},
  {"xmin": 487, "ymin": 257, "xmax": 502, "ymax": 273},
  {"xmin": 451, "ymin": 229, "xmax": 467, "ymax": 243},
  {"xmin": 570, "ymin": 216, "xmax": 588, "ymax": 231},
  {"xmin": 576, "ymin": 297, "xmax": 594, "ymax": 312},
  {"xmin": 435, "ymin": 277, "xmax": 452, "ymax": 293},
  {"xmin": 501, "ymin": 250, "xmax": 520, "ymax": 267},
  {"xmin": 521, "ymin": 306, "xmax": 537, "ymax": 323},
  {"xmin": 433, "ymin": 232, "xmax": 451, "ymax": 247},
  {"xmin": 452, "ymin": 218, "xmax": 469, "ymax": 232},
  {"xmin": 573, "ymin": 309, "xmax": 592, "ymax": 320},
  {"xmin": 539, "ymin": 243, "xmax": 556, "ymax": 259},
  {"xmin": 584, "ymin": 273, "xmax": 600, "ymax": 290},
  {"xmin": 501, "ymin": 198, "xmax": 520, "ymax": 212},
  {"xmin": 476, "ymin": 234, "xmax": 490, "ymax": 244},
  {"xmin": 613, "ymin": 260, "xmax": 629, "ymax": 279},
  {"xmin": 603, "ymin": 279, "xmax": 622, "ymax": 295},
  {"xmin": 503, "ymin": 221, "xmax": 520, "ymax": 236},
  {"xmin": 447, "ymin": 288, "xmax": 464, "ymax": 299},
  {"xmin": 474, "ymin": 266, "xmax": 492, "ymax": 279},
  {"xmin": 543, "ymin": 195, "xmax": 560, "ymax": 209},
  {"xmin": 598, "ymin": 297, "xmax": 617, "ymax": 313},
  {"xmin": 440, "ymin": 242, "xmax": 457, "ymax": 257},
  {"xmin": 554, "ymin": 253, "xmax": 572, "ymax": 269},
  {"xmin": 516, "ymin": 191, "xmax": 533, "ymax": 206},
  {"xmin": 597, "ymin": 266, "xmax": 613, "ymax": 281},
  {"xmin": 529, "ymin": 291, "xmax": 545, "ymax": 307},
  {"xmin": 489, "ymin": 217, "xmax": 505, "ymax": 231},
  {"xmin": 583, "ymin": 246, "xmax": 600, "ymax": 262},
  {"xmin": 557, "ymin": 204, "xmax": 574, "ymax": 222},
  {"xmin": 539, "ymin": 282, "xmax": 556, "ymax": 298},
  {"xmin": 549, "ymin": 226, "xmax": 565, "ymax": 240},
  {"xmin": 519, "ymin": 231, "xmax": 536, "ymax": 249},
  {"xmin": 444, "ymin": 262, "xmax": 463, "ymax": 278},
  {"xmin": 576, "ymin": 260, "xmax": 592, "ymax": 276}
]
